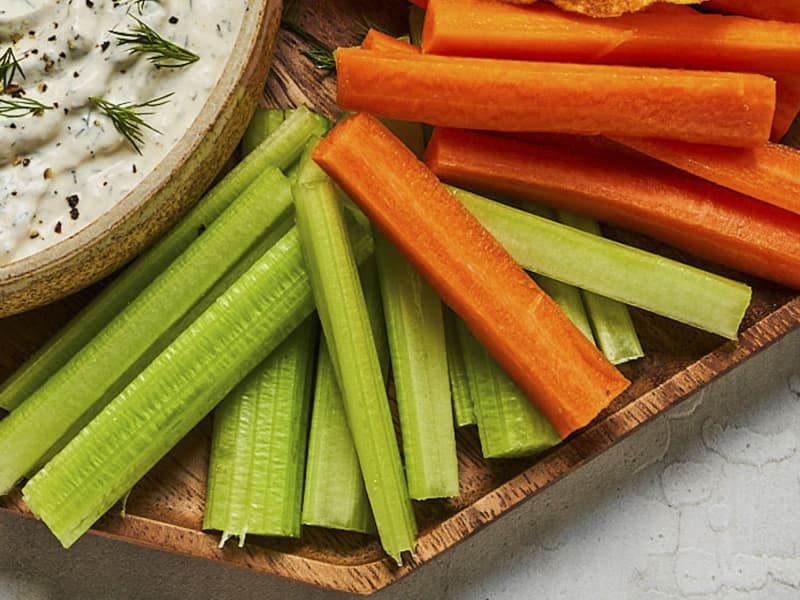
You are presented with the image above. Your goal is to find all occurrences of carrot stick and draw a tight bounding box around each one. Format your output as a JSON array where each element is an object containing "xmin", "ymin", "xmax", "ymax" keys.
[
  {"xmin": 425, "ymin": 127, "xmax": 800, "ymax": 290},
  {"xmin": 704, "ymin": 0, "xmax": 800, "ymax": 22},
  {"xmin": 696, "ymin": 0, "xmax": 800, "ymax": 139},
  {"xmin": 772, "ymin": 76, "xmax": 800, "ymax": 140},
  {"xmin": 313, "ymin": 113, "xmax": 629, "ymax": 438},
  {"xmin": 423, "ymin": 0, "xmax": 796, "ymax": 141},
  {"xmin": 362, "ymin": 29, "xmax": 420, "ymax": 53},
  {"xmin": 422, "ymin": 0, "xmax": 800, "ymax": 76},
  {"xmin": 335, "ymin": 48, "xmax": 775, "ymax": 147},
  {"xmin": 611, "ymin": 136, "xmax": 800, "ymax": 217}
]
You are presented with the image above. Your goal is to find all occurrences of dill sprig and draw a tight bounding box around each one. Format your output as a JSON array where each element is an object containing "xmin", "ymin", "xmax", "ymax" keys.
[
  {"xmin": 0, "ymin": 96, "xmax": 53, "ymax": 118},
  {"xmin": 281, "ymin": 20, "xmax": 336, "ymax": 71},
  {"xmin": 122, "ymin": 0, "xmax": 160, "ymax": 15},
  {"xmin": 90, "ymin": 93, "xmax": 172, "ymax": 154},
  {"xmin": 110, "ymin": 17, "xmax": 199, "ymax": 68},
  {"xmin": 0, "ymin": 48, "xmax": 25, "ymax": 91},
  {"xmin": 280, "ymin": 1, "xmax": 398, "ymax": 72}
]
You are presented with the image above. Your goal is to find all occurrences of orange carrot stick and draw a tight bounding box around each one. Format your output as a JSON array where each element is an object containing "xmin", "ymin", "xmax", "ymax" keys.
[
  {"xmin": 335, "ymin": 48, "xmax": 775, "ymax": 147},
  {"xmin": 699, "ymin": 0, "xmax": 800, "ymax": 138},
  {"xmin": 611, "ymin": 136, "xmax": 800, "ymax": 216},
  {"xmin": 425, "ymin": 127, "xmax": 800, "ymax": 289},
  {"xmin": 422, "ymin": 0, "xmax": 800, "ymax": 75},
  {"xmin": 361, "ymin": 29, "xmax": 420, "ymax": 53},
  {"xmin": 313, "ymin": 113, "xmax": 629, "ymax": 438},
  {"xmin": 704, "ymin": 0, "xmax": 800, "ymax": 22}
]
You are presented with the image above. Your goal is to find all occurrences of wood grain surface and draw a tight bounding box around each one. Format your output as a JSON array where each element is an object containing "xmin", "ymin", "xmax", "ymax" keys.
[{"xmin": 2, "ymin": 0, "xmax": 800, "ymax": 595}]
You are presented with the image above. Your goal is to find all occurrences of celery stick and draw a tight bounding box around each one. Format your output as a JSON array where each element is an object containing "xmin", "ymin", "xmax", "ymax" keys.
[
  {"xmin": 241, "ymin": 108, "xmax": 285, "ymax": 156},
  {"xmin": 35, "ymin": 214, "xmax": 294, "ymax": 474},
  {"xmin": 301, "ymin": 259, "xmax": 387, "ymax": 535},
  {"xmin": 532, "ymin": 275, "xmax": 595, "ymax": 344},
  {"xmin": 0, "ymin": 107, "xmax": 327, "ymax": 413},
  {"xmin": 23, "ymin": 220, "xmax": 374, "ymax": 549},
  {"xmin": 375, "ymin": 233, "xmax": 458, "ymax": 499},
  {"xmin": 450, "ymin": 187, "xmax": 751, "ymax": 340},
  {"xmin": 204, "ymin": 317, "xmax": 319, "ymax": 543},
  {"xmin": 557, "ymin": 212, "xmax": 644, "ymax": 365},
  {"xmin": 301, "ymin": 343, "xmax": 375, "ymax": 534},
  {"xmin": 293, "ymin": 163, "xmax": 416, "ymax": 564},
  {"xmin": 0, "ymin": 168, "xmax": 296, "ymax": 494},
  {"xmin": 442, "ymin": 308, "xmax": 475, "ymax": 428},
  {"xmin": 455, "ymin": 319, "xmax": 561, "ymax": 459}
]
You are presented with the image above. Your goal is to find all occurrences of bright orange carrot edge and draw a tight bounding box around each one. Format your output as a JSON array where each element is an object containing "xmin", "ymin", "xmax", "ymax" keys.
[
  {"xmin": 611, "ymin": 136, "xmax": 800, "ymax": 217},
  {"xmin": 362, "ymin": 29, "xmax": 420, "ymax": 53},
  {"xmin": 425, "ymin": 127, "xmax": 800, "ymax": 290},
  {"xmin": 313, "ymin": 113, "xmax": 629, "ymax": 438},
  {"xmin": 334, "ymin": 48, "xmax": 775, "ymax": 147},
  {"xmin": 422, "ymin": 0, "xmax": 800, "ymax": 76}
]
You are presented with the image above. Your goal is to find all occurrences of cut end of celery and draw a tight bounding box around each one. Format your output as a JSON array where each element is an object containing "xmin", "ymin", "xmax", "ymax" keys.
[{"xmin": 22, "ymin": 483, "xmax": 84, "ymax": 549}]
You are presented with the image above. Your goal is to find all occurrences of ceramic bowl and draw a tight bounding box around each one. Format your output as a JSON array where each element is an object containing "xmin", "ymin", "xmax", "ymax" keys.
[{"xmin": 0, "ymin": 0, "xmax": 282, "ymax": 318}]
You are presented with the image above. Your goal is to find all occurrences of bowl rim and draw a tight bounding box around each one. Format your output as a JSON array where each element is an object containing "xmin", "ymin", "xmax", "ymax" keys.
[{"xmin": 0, "ymin": 0, "xmax": 272, "ymax": 288}]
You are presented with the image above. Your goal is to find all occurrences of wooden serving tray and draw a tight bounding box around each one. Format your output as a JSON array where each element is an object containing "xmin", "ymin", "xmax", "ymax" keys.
[{"xmin": 2, "ymin": 0, "xmax": 800, "ymax": 594}]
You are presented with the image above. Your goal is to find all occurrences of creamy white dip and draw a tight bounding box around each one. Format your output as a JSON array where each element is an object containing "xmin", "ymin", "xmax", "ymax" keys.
[{"xmin": 0, "ymin": 0, "xmax": 247, "ymax": 265}]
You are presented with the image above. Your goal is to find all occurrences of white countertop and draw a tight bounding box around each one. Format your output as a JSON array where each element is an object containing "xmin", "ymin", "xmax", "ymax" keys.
[{"xmin": 2, "ymin": 328, "xmax": 799, "ymax": 600}]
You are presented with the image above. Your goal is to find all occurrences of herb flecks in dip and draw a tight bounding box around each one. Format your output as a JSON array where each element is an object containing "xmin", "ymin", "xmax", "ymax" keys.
[{"xmin": 0, "ymin": 0, "xmax": 246, "ymax": 265}]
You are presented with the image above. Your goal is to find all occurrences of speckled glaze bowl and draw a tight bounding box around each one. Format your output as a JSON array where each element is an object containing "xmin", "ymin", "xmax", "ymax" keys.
[{"xmin": 0, "ymin": 0, "xmax": 282, "ymax": 318}]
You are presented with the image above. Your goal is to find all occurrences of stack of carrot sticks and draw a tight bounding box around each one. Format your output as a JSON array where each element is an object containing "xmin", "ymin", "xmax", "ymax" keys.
[
  {"xmin": 316, "ymin": 0, "xmax": 800, "ymax": 439},
  {"xmin": 330, "ymin": 0, "xmax": 800, "ymax": 290}
]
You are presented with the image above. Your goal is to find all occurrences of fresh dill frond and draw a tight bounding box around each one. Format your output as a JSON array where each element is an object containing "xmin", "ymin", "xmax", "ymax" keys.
[
  {"xmin": 302, "ymin": 42, "xmax": 336, "ymax": 71},
  {"xmin": 0, "ymin": 96, "xmax": 52, "ymax": 118},
  {"xmin": 122, "ymin": 0, "xmax": 160, "ymax": 15},
  {"xmin": 280, "ymin": 20, "xmax": 336, "ymax": 71},
  {"xmin": 111, "ymin": 17, "xmax": 199, "ymax": 68},
  {"xmin": 90, "ymin": 93, "xmax": 172, "ymax": 154},
  {"xmin": 0, "ymin": 48, "xmax": 25, "ymax": 92}
]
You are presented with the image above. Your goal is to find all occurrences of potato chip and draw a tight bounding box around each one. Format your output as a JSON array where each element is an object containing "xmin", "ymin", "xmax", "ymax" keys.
[{"xmin": 502, "ymin": 0, "xmax": 700, "ymax": 17}]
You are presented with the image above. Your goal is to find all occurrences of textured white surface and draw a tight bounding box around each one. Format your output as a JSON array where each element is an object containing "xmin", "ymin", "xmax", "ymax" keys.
[{"xmin": 1, "ymin": 328, "xmax": 799, "ymax": 600}]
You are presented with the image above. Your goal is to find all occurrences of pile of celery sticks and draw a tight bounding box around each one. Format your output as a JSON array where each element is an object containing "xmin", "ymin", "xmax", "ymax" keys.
[{"xmin": 0, "ymin": 104, "xmax": 750, "ymax": 563}]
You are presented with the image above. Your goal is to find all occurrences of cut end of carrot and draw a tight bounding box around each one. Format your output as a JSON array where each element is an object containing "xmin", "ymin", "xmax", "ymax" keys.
[{"xmin": 362, "ymin": 29, "xmax": 420, "ymax": 53}]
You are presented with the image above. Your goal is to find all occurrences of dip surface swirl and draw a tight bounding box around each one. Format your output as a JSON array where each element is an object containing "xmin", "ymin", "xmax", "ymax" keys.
[{"xmin": 0, "ymin": 0, "xmax": 247, "ymax": 265}]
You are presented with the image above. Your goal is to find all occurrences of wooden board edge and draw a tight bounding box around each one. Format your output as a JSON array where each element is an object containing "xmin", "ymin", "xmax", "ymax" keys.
[{"xmin": 4, "ymin": 297, "xmax": 798, "ymax": 595}]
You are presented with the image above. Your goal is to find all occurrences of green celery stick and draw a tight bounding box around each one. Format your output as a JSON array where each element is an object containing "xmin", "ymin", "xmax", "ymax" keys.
[
  {"xmin": 455, "ymin": 319, "xmax": 561, "ymax": 459},
  {"xmin": 557, "ymin": 212, "xmax": 644, "ymax": 365},
  {"xmin": 0, "ymin": 106, "xmax": 328, "ymax": 413},
  {"xmin": 241, "ymin": 108, "xmax": 285, "ymax": 156},
  {"xmin": 23, "ymin": 220, "xmax": 375, "ymax": 549},
  {"xmin": 442, "ymin": 308, "xmax": 475, "ymax": 428},
  {"xmin": 204, "ymin": 316, "xmax": 319, "ymax": 543},
  {"xmin": 0, "ymin": 168, "xmax": 298, "ymax": 494},
  {"xmin": 301, "ymin": 258, "xmax": 388, "ymax": 535},
  {"xmin": 302, "ymin": 343, "xmax": 375, "ymax": 534},
  {"xmin": 375, "ymin": 233, "xmax": 458, "ymax": 499},
  {"xmin": 293, "ymin": 156, "xmax": 416, "ymax": 565},
  {"xmin": 533, "ymin": 275, "xmax": 595, "ymax": 343},
  {"xmin": 35, "ymin": 214, "xmax": 294, "ymax": 474},
  {"xmin": 450, "ymin": 187, "xmax": 751, "ymax": 340}
]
